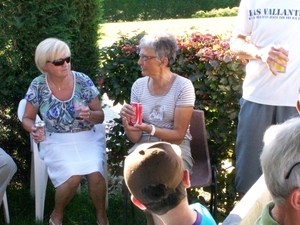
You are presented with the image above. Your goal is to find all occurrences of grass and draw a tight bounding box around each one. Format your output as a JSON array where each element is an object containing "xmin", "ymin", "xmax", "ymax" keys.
[
  {"xmin": 2, "ymin": 181, "xmax": 217, "ymax": 225},
  {"xmin": 99, "ymin": 17, "xmax": 237, "ymax": 47},
  {"xmin": 2, "ymin": 181, "xmax": 146, "ymax": 225}
]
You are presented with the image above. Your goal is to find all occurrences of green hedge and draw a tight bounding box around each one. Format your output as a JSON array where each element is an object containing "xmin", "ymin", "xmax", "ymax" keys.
[
  {"xmin": 98, "ymin": 31, "xmax": 246, "ymax": 219},
  {"xmin": 102, "ymin": 0, "xmax": 240, "ymax": 22},
  {"xmin": 192, "ymin": 7, "xmax": 238, "ymax": 18},
  {"xmin": 0, "ymin": 0, "xmax": 103, "ymax": 183}
]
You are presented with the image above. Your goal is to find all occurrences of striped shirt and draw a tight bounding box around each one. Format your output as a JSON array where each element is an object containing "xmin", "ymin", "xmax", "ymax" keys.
[{"xmin": 131, "ymin": 74, "xmax": 195, "ymax": 139}]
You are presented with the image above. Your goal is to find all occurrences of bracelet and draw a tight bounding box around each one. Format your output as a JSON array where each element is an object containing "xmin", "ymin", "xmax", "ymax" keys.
[{"xmin": 150, "ymin": 124, "xmax": 156, "ymax": 136}]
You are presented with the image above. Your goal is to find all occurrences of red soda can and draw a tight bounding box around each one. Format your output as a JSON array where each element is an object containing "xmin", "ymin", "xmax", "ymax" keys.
[{"xmin": 130, "ymin": 102, "xmax": 143, "ymax": 125}]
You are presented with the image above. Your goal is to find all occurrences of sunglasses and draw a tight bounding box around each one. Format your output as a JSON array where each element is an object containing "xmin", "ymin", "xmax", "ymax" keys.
[
  {"xmin": 47, "ymin": 56, "xmax": 71, "ymax": 66},
  {"xmin": 285, "ymin": 162, "xmax": 300, "ymax": 179}
]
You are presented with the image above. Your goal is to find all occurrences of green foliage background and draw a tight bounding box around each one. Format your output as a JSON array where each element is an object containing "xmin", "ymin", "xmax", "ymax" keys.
[
  {"xmin": 0, "ymin": 0, "xmax": 103, "ymax": 183},
  {"xmin": 103, "ymin": 0, "xmax": 240, "ymax": 22}
]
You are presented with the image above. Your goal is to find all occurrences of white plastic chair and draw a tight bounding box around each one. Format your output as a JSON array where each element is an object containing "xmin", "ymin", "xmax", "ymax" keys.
[
  {"xmin": 17, "ymin": 99, "xmax": 48, "ymax": 221},
  {"xmin": 95, "ymin": 123, "xmax": 109, "ymax": 210},
  {"xmin": 2, "ymin": 191, "xmax": 10, "ymax": 224},
  {"xmin": 17, "ymin": 99, "xmax": 108, "ymax": 220}
]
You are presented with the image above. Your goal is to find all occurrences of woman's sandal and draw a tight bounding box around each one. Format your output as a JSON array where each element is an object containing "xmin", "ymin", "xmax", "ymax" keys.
[{"xmin": 49, "ymin": 217, "xmax": 62, "ymax": 225}]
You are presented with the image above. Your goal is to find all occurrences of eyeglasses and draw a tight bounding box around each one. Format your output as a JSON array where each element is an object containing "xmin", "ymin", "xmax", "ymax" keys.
[
  {"xmin": 285, "ymin": 162, "xmax": 300, "ymax": 179},
  {"xmin": 47, "ymin": 56, "xmax": 71, "ymax": 66},
  {"xmin": 139, "ymin": 54, "xmax": 157, "ymax": 61}
]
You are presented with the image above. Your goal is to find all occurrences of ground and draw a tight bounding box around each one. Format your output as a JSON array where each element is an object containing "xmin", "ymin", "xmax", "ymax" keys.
[
  {"xmin": 100, "ymin": 17, "xmax": 238, "ymax": 122},
  {"xmin": 99, "ymin": 17, "xmax": 237, "ymax": 47}
]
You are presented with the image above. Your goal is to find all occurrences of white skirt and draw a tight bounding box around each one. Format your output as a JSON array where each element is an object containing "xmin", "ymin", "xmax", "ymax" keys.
[{"xmin": 40, "ymin": 125, "xmax": 107, "ymax": 188}]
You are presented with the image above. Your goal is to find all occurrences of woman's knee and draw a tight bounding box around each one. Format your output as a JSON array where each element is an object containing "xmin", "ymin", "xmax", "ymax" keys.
[
  {"xmin": 87, "ymin": 172, "xmax": 106, "ymax": 183},
  {"xmin": 67, "ymin": 175, "xmax": 82, "ymax": 188}
]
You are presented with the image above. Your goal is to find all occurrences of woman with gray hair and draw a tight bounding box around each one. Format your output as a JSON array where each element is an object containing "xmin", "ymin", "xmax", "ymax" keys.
[
  {"xmin": 120, "ymin": 31, "xmax": 195, "ymax": 224},
  {"xmin": 257, "ymin": 116, "xmax": 300, "ymax": 224},
  {"xmin": 22, "ymin": 38, "xmax": 108, "ymax": 225}
]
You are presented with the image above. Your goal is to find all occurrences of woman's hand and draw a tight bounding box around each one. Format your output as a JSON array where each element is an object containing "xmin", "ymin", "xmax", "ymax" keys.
[
  {"xmin": 121, "ymin": 107, "xmax": 143, "ymax": 143},
  {"xmin": 79, "ymin": 107, "xmax": 91, "ymax": 121},
  {"xmin": 31, "ymin": 126, "xmax": 41, "ymax": 143},
  {"xmin": 119, "ymin": 104, "xmax": 135, "ymax": 121},
  {"xmin": 83, "ymin": 97, "xmax": 104, "ymax": 124},
  {"xmin": 122, "ymin": 117, "xmax": 141, "ymax": 131}
]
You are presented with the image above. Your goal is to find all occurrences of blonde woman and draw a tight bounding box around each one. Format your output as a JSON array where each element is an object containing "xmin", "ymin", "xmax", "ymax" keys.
[{"xmin": 22, "ymin": 38, "xmax": 108, "ymax": 225}]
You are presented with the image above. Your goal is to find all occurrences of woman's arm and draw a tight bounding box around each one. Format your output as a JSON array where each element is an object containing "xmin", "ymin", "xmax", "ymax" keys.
[
  {"xmin": 151, "ymin": 106, "xmax": 193, "ymax": 145},
  {"xmin": 22, "ymin": 101, "xmax": 40, "ymax": 142},
  {"xmin": 22, "ymin": 101, "xmax": 38, "ymax": 132},
  {"xmin": 122, "ymin": 106, "xmax": 194, "ymax": 145}
]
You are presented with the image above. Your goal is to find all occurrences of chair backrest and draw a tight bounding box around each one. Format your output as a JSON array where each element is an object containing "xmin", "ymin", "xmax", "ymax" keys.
[
  {"xmin": 18, "ymin": 99, "xmax": 41, "ymax": 122},
  {"xmin": 189, "ymin": 110, "xmax": 212, "ymax": 188},
  {"xmin": 17, "ymin": 99, "xmax": 26, "ymax": 122}
]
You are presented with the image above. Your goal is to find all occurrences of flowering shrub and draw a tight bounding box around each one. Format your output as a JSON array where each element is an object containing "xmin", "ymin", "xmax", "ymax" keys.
[
  {"xmin": 98, "ymin": 31, "xmax": 246, "ymax": 219},
  {"xmin": 174, "ymin": 33, "xmax": 246, "ymax": 215},
  {"xmin": 98, "ymin": 31, "xmax": 144, "ymax": 105},
  {"xmin": 174, "ymin": 33, "xmax": 246, "ymax": 160}
]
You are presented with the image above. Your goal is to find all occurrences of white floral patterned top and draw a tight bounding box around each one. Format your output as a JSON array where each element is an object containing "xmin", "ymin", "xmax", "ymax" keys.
[{"xmin": 24, "ymin": 71, "xmax": 99, "ymax": 133}]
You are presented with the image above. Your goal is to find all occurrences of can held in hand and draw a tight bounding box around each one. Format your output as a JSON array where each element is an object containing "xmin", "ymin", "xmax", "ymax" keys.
[
  {"xmin": 130, "ymin": 103, "xmax": 143, "ymax": 125},
  {"xmin": 35, "ymin": 121, "xmax": 45, "ymax": 142}
]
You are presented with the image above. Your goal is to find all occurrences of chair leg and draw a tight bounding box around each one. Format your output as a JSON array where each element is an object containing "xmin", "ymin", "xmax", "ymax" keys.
[
  {"xmin": 122, "ymin": 180, "xmax": 128, "ymax": 225},
  {"xmin": 30, "ymin": 152, "xmax": 35, "ymax": 196},
  {"xmin": 210, "ymin": 165, "xmax": 218, "ymax": 219},
  {"xmin": 34, "ymin": 151, "xmax": 48, "ymax": 221},
  {"xmin": 3, "ymin": 191, "xmax": 10, "ymax": 224}
]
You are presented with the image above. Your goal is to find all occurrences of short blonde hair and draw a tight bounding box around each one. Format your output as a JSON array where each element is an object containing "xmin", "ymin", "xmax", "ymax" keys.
[{"xmin": 35, "ymin": 38, "xmax": 71, "ymax": 74}]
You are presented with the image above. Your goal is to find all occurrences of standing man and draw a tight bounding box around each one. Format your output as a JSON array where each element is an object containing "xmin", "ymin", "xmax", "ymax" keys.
[
  {"xmin": 0, "ymin": 147, "xmax": 17, "ymax": 204},
  {"xmin": 230, "ymin": 1, "xmax": 300, "ymax": 196}
]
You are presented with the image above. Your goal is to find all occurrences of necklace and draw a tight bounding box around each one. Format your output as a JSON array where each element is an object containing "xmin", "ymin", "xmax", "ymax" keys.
[
  {"xmin": 47, "ymin": 75, "xmax": 69, "ymax": 91},
  {"xmin": 51, "ymin": 82, "xmax": 62, "ymax": 91},
  {"xmin": 149, "ymin": 73, "xmax": 175, "ymax": 96}
]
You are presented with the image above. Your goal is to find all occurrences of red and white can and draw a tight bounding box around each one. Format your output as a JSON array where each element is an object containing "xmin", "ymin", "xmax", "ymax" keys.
[{"xmin": 130, "ymin": 102, "xmax": 143, "ymax": 125}]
